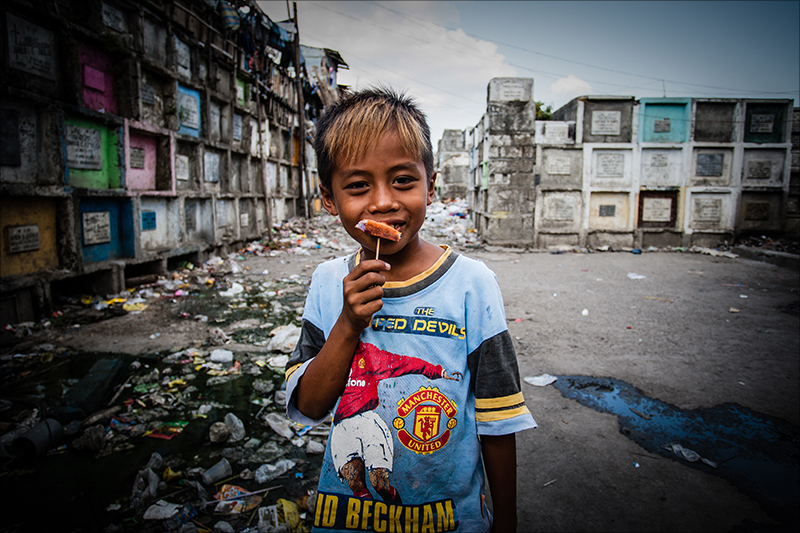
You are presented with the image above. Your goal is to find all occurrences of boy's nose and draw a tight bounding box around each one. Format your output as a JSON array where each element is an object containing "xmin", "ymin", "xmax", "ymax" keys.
[{"xmin": 368, "ymin": 184, "xmax": 398, "ymax": 212}]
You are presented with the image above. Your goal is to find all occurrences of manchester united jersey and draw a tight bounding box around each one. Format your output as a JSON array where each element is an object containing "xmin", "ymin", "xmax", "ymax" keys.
[{"xmin": 285, "ymin": 246, "xmax": 536, "ymax": 533}]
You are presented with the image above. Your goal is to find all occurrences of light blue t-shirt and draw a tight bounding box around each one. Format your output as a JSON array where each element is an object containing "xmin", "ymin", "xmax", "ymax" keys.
[{"xmin": 286, "ymin": 247, "xmax": 536, "ymax": 532}]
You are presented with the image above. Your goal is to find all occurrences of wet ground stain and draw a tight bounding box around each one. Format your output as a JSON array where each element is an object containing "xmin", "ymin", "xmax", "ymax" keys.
[{"xmin": 553, "ymin": 375, "xmax": 800, "ymax": 529}]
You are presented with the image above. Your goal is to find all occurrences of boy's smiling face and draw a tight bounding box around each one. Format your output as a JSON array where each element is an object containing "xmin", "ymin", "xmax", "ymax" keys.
[{"xmin": 321, "ymin": 130, "xmax": 435, "ymax": 260}]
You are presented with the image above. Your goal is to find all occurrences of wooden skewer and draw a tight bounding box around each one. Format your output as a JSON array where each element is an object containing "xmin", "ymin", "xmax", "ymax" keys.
[{"xmin": 375, "ymin": 238, "xmax": 381, "ymax": 260}]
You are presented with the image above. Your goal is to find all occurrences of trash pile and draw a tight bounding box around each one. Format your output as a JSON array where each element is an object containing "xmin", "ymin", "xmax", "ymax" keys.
[
  {"xmin": 0, "ymin": 221, "xmax": 362, "ymax": 532},
  {"xmin": 422, "ymin": 199, "xmax": 482, "ymax": 249},
  {"xmin": 733, "ymin": 234, "xmax": 800, "ymax": 255},
  {"xmin": 0, "ymin": 333, "xmax": 329, "ymax": 531}
]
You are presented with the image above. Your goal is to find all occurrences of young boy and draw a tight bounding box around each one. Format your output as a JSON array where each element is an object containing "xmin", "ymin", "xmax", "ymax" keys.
[{"xmin": 285, "ymin": 87, "xmax": 536, "ymax": 533}]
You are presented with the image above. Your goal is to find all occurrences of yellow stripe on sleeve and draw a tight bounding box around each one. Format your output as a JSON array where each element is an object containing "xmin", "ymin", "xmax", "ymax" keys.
[
  {"xmin": 476, "ymin": 405, "xmax": 532, "ymax": 423},
  {"xmin": 285, "ymin": 363, "xmax": 302, "ymax": 381},
  {"xmin": 475, "ymin": 392, "xmax": 526, "ymax": 411}
]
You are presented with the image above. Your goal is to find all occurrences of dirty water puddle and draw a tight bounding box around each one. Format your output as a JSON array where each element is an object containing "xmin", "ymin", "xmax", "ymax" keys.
[{"xmin": 553, "ymin": 375, "xmax": 799, "ymax": 528}]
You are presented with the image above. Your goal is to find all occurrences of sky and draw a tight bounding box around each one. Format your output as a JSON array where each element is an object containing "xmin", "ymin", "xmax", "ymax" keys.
[{"xmin": 256, "ymin": 1, "xmax": 800, "ymax": 146}]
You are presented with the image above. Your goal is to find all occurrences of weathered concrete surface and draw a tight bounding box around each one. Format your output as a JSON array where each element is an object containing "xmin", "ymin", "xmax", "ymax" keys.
[{"xmin": 475, "ymin": 249, "xmax": 799, "ymax": 532}]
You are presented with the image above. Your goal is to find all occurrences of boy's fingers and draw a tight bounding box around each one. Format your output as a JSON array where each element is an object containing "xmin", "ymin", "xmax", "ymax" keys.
[
  {"xmin": 352, "ymin": 259, "xmax": 391, "ymax": 275},
  {"xmin": 345, "ymin": 272, "xmax": 386, "ymax": 293}
]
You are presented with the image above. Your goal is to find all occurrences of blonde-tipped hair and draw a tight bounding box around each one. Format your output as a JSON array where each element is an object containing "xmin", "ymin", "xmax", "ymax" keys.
[{"xmin": 315, "ymin": 86, "xmax": 434, "ymax": 189}]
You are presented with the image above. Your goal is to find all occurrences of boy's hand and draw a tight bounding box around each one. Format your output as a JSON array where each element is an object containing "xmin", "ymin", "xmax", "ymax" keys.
[{"xmin": 340, "ymin": 259, "xmax": 391, "ymax": 335}]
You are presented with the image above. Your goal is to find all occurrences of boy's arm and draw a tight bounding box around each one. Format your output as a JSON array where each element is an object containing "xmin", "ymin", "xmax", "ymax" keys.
[
  {"xmin": 294, "ymin": 259, "xmax": 389, "ymax": 420},
  {"xmin": 481, "ymin": 433, "xmax": 518, "ymax": 533}
]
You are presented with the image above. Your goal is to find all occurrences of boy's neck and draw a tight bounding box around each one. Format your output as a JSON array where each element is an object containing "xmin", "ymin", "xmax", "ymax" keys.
[{"xmin": 369, "ymin": 238, "xmax": 445, "ymax": 283}]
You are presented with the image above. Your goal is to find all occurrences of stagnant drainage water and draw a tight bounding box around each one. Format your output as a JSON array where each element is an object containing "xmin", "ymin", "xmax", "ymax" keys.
[{"xmin": 552, "ymin": 375, "xmax": 799, "ymax": 528}]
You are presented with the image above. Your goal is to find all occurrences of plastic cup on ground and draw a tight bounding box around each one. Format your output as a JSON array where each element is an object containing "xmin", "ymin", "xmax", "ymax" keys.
[{"xmin": 201, "ymin": 458, "xmax": 232, "ymax": 485}]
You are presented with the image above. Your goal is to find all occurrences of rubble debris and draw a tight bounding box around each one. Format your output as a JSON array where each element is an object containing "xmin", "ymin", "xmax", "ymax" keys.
[
  {"xmin": 210, "ymin": 421, "xmax": 232, "ymax": 443},
  {"xmin": 71, "ymin": 424, "xmax": 106, "ymax": 451}
]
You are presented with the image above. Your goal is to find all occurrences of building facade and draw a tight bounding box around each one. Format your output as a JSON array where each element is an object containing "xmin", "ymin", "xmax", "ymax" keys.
[
  {"xmin": 435, "ymin": 129, "xmax": 469, "ymax": 200},
  {"xmin": 467, "ymin": 78, "xmax": 798, "ymax": 248},
  {"xmin": 0, "ymin": 0, "xmax": 346, "ymax": 324}
]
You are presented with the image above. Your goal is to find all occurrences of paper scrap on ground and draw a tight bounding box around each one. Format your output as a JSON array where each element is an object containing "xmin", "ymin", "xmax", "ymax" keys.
[{"xmin": 524, "ymin": 374, "xmax": 558, "ymax": 387}]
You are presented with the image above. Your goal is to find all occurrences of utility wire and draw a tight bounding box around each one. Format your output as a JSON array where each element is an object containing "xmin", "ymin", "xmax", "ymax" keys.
[{"xmin": 365, "ymin": 1, "xmax": 799, "ymax": 97}]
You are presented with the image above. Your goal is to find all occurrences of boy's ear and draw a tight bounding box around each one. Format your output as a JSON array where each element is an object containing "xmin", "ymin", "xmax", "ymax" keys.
[
  {"xmin": 319, "ymin": 183, "xmax": 339, "ymax": 216},
  {"xmin": 427, "ymin": 172, "xmax": 437, "ymax": 206}
]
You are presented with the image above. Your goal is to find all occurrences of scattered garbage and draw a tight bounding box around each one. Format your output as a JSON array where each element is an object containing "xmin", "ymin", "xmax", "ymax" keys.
[
  {"xmin": 255, "ymin": 459, "xmax": 297, "ymax": 484},
  {"xmin": 143, "ymin": 500, "xmax": 181, "ymax": 520},
  {"xmin": 225, "ymin": 413, "xmax": 246, "ymax": 442},
  {"xmin": 524, "ymin": 374, "xmax": 558, "ymax": 387},
  {"xmin": 11, "ymin": 418, "xmax": 64, "ymax": 459},
  {"xmin": 627, "ymin": 272, "xmax": 647, "ymax": 280},
  {"xmin": 213, "ymin": 484, "xmax": 264, "ymax": 514},
  {"xmin": 210, "ymin": 349, "xmax": 234, "ymax": 363},
  {"xmin": 663, "ymin": 442, "xmax": 718, "ymax": 468},
  {"xmin": 202, "ymin": 458, "xmax": 233, "ymax": 485},
  {"xmin": 267, "ymin": 325, "xmax": 302, "ymax": 353}
]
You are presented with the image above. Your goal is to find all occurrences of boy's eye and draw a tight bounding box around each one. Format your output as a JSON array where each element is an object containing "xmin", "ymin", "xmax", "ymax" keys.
[
  {"xmin": 344, "ymin": 181, "xmax": 368, "ymax": 190},
  {"xmin": 394, "ymin": 176, "xmax": 416, "ymax": 186}
]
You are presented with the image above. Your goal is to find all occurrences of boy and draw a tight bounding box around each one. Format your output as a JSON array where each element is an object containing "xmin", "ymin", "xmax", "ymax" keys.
[{"xmin": 285, "ymin": 87, "xmax": 536, "ymax": 532}]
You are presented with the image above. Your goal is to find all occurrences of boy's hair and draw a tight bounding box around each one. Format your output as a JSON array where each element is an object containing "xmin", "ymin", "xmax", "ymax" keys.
[{"xmin": 314, "ymin": 86, "xmax": 434, "ymax": 191}]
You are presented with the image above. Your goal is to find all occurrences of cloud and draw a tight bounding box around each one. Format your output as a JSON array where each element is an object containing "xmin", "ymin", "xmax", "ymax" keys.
[
  {"xmin": 550, "ymin": 75, "xmax": 592, "ymax": 97},
  {"xmin": 257, "ymin": 1, "xmax": 516, "ymax": 141}
]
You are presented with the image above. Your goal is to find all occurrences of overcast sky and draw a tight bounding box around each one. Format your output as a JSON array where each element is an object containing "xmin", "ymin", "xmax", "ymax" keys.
[{"xmin": 256, "ymin": 1, "xmax": 800, "ymax": 146}]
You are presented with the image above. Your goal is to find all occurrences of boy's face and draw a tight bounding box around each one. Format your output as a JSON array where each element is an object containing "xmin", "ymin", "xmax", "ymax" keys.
[{"xmin": 320, "ymin": 130, "xmax": 435, "ymax": 258}]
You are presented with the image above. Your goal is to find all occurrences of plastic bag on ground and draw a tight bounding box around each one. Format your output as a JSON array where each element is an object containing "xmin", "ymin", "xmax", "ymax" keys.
[
  {"xmin": 263, "ymin": 413, "xmax": 295, "ymax": 440},
  {"xmin": 267, "ymin": 325, "xmax": 301, "ymax": 353},
  {"xmin": 225, "ymin": 413, "xmax": 246, "ymax": 442},
  {"xmin": 254, "ymin": 459, "xmax": 296, "ymax": 484}
]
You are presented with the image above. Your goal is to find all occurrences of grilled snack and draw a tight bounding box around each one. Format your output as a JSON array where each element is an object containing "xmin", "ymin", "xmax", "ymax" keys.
[{"xmin": 356, "ymin": 219, "xmax": 401, "ymax": 242}]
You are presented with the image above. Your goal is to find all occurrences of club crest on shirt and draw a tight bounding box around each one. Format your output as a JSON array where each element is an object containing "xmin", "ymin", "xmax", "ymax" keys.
[{"xmin": 393, "ymin": 387, "xmax": 457, "ymax": 455}]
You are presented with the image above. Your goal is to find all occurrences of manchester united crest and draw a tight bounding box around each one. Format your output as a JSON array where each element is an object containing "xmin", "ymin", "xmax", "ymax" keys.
[{"xmin": 394, "ymin": 387, "xmax": 457, "ymax": 455}]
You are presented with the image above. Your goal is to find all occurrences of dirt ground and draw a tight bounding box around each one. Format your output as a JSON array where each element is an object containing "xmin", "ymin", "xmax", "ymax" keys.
[{"xmin": 1, "ymin": 221, "xmax": 798, "ymax": 532}]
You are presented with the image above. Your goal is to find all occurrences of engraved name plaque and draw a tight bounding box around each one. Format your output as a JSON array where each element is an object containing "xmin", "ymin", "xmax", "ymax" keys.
[
  {"xmin": 141, "ymin": 83, "xmax": 155, "ymax": 105},
  {"xmin": 6, "ymin": 14, "xmax": 56, "ymax": 80},
  {"xmin": 66, "ymin": 125, "xmax": 103, "ymax": 170},
  {"xmin": 694, "ymin": 199, "xmax": 722, "ymax": 222},
  {"xmin": 546, "ymin": 197, "xmax": 575, "ymax": 221},
  {"xmin": 130, "ymin": 147, "xmax": 145, "ymax": 169},
  {"xmin": 176, "ymin": 154, "xmax": 189, "ymax": 181},
  {"xmin": 598, "ymin": 205, "xmax": 616, "ymax": 217},
  {"xmin": 544, "ymin": 123, "xmax": 570, "ymax": 144},
  {"xmin": 650, "ymin": 153, "xmax": 669, "ymax": 167},
  {"xmin": 653, "ymin": 119, "xmax": 671, "ymax": 133},
  {"xmin": 185, "ymin": 202, "xmax": 197, "ymax": 232},
  {"xmin": 696, "ymin": 153, "xmax": 723, "ymax": 177},
  {"xmin": 178, "ymin": 92, "xmax": 199, "ymax": 129},
  {"xmin": 642, "ymin": 198, "xmax": 672, "ymax": 222},
  {"xmin": 547, "ymin": 156, "xmax": 571, "ymax": 175},
  {"xmin": 596, "ymin": 153, "xmax": 624, "ymax": 177},
  {"xmin": 204, "ymin": 152, "xmax": 219, "ymax": 182},
  {"xmin": 7, "ymin": 224, "xmax": 40, "ymax": 253},
  {"xmin": 102, "ymin": 3, "xmax": 125, "ymax": 32},
  {"xmin": 750, "ymin": 114, "xmax": 774, "ymax": 134},
  {"xmin": 141, "ymin": 211, "xmax": 156, "ymax": 231},
  {"xmin": 591, "ymin": 111, "xmax": 621, "ymax": 136},
  {"xmin": 746, "ymin": 160, "xmax": 772, "ymax": 179},
  {"xmin": 83, "ymin": 211, "xmax": 111, "ymax": 245}
]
